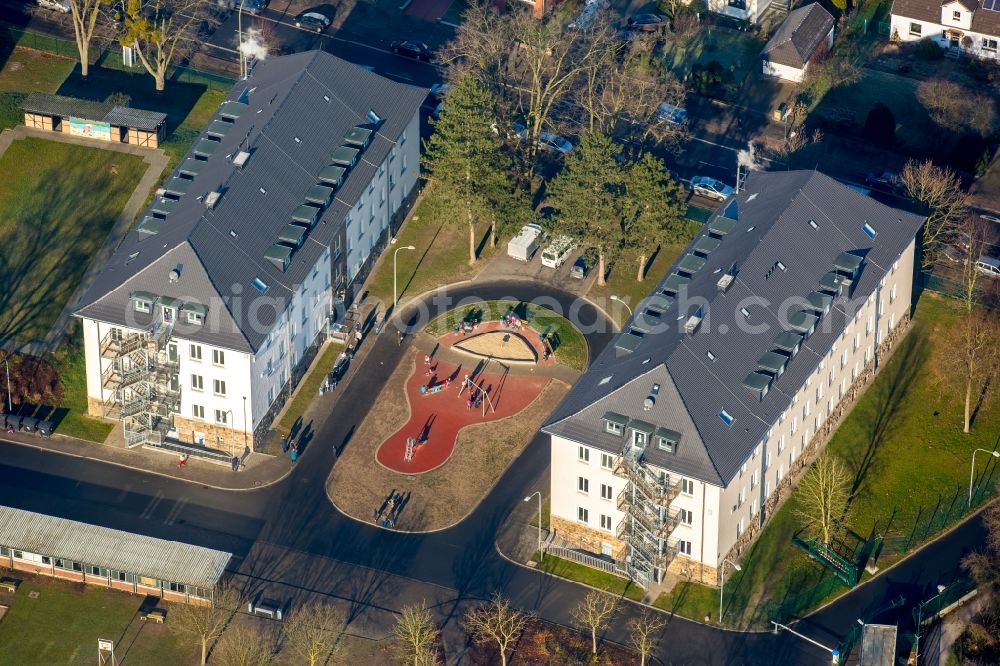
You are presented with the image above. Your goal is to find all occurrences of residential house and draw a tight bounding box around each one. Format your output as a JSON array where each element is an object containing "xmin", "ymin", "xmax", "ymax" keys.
[
  {"xmin": 761, "ymin": 3, "xmax": 836, "ymax": 82},
  {"xmin": 542, "ymin": 170, "xmax": 924, "ymax": 588},
  {"xmin": 890, "ymin": 0, "xmax": 1000, "ymax": 58},
  {"xmin": 73, "ymin": 51, "xmax": 426, "ymax": 455}
]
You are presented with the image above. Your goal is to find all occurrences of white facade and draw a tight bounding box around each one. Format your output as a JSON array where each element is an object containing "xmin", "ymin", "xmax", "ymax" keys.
[
  {"xmin": 707, "ymin": 0, "xmax": 773, "ymax": 24},
  {"xmin": 891, "ymin": 1, "xmax": 1000, "ymax": 59},
  {"xmin": 762, "ymin": 27, "xmax": 835, "ymax": 82},
  {"xmin": 549, "ymin": 238, "xmax": 917, "ymax": 583}
]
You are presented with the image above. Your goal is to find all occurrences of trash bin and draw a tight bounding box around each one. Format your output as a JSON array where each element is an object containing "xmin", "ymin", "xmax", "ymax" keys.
[{"xmin": 290, "ymin": 449, "xmax": 298, "ymax": 462}]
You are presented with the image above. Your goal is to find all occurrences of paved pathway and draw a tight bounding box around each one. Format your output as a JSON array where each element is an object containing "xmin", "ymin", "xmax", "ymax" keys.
[{"xmin": 0, "ymin": 126, "xmax": 168, "ymax": 355}]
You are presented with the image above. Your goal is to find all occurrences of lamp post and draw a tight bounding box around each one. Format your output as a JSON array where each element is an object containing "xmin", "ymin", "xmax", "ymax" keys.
[
  {"xmin": 719, "ymin": 558, "xmax": 742, "ymax": 624},
  {"xmin": 393, "ymin": 245, "xmax": 416, "ymax": 309},
  {"xmin": 3, "ymin": 357, "xmax": 10, "ymax": 412},
  {"xmin": 237, "ymin": 0, "xmax": 249, "ymax": 79},
  {"xmin": 969, "ymin": 449, "xmax": 1000, "ymax": 506},
  {"xmin": 524, "ymin": 492, "xmax": 543, "ymax": 561},
  {"xmin": 609, "ymin": 295, "xmax": 633, "ymax": 322},
  {"xmin": 224, "ymin": 409, "xmax": 236, "ymax": 458},
  {"xmin": 242, "ymin": 396, "xmax": 249, "ymax": 454}
]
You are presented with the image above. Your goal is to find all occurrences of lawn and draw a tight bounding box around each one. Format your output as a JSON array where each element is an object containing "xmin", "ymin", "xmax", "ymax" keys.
[
  {"xmin": 815, "ymin": 69, "xmax": 936, "ymax": 150},
  {"xmin": 529, "ymin": 497, "xmax": 551, "ymax": 530},
  {"xmin": 0, "ymin": 576, "xmax": 192, "ymax": 666},
  {"xmin": 0, "ymin": 138, "xmax": 147, "ymax": 347},
  {"xmin": 51, "ymin": 324, "xmax": 115, "ymax": 442},
  {"xmin": 652, "ymin": 293, "xmax": 1000, "ymax": 628},
  {"xmin": 531, "ymin": 552, "xmax": 646, "ymax": 602},
  {"xmin": 363, "ymin": 188, "xmax": 498, "ymax": 309},
  {"xmin": 661, "ymin": 29, "xmax": 765, "ymax": 88},
  {"xmin": 424, "ymin": 299, "xmax": 589, "ymax": 371},
  {"xmin": 274, "ymin": 341, "xmax": 344, "ymax": 441},
  {"xmin": 0, "ymin": 47, "xmax": 75, "ymax": 93}
]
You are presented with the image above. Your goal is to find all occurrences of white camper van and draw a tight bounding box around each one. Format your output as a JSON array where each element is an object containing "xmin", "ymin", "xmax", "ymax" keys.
[
  {"xmin": 541, "ymin": 235, "xmax": 575, "ymax": 268},
  {"xmin": 507, "ymin": 224, "xmax": 544, "ymax": 262}
]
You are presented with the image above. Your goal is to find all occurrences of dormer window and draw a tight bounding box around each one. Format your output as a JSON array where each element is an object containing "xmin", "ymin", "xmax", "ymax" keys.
[
  {"xmin": 186, "ymin": 311, "xmax": 204, "ymax": 325},
  {"xmin": 656, "ymin": 427, "xmax": 681, "ymax": 453},
  {"xmin": 602, "ymin": 411, "xmax": 628, "ymax": 436},
  {"xmin": 607, "ymin": 421, "xmax": 623, "ymax": 435},
  {"xmin": 135, "ymin": 299, "xmax": 151, "ymax": 313},
  {"xmin": 633, "ymin": 430, "xmax": 646, "ymax": 447}
]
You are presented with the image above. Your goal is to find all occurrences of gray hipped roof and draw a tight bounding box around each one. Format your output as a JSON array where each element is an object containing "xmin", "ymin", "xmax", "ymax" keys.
[
  {"xmin": 761, "ymin": 3, "xmax": 836, "ymax": 68},
  {"xmin": 74, "ymin": 51, "xmax": 428, "ymax": 352},
  {"xmin": 23, "ymin": 93, "xmax": 166, "ymax": 130},
  {"xmin": 0, "ymin": 505, "xmax": 231, "ymax": 588},
  {"xmin": 543, "ymin": 170, "xmax": 924, "ymax": 486}
]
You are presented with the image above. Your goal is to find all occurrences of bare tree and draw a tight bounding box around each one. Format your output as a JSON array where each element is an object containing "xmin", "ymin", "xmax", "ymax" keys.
[
  {"xmin": 941, "ymin": 309, "xmax": 1000, "ymax": 433},
  {"xmin": 464, "ymin": 593, "xmax": 530, "ymax": 666},
  {"xmin": 793, "ymin": 454, "xmax": 851, "ymax": 545},
  {"xmin": 571, "ymin": 590, "xmax": 617, "ymax": 655},
  {"xmin": 283, "ymin": 600, "xmax": 345, "ymax": 666},
  {"xmin": 170, "ymin": 583, "xmax": 243, "ymax": 666},
  {"xmin": 120, "ymin": 0, "xmax": 215, "ymax": 91},
  {"xmin": 392, "ymin": 603, "xmax": 441, "ymax": 666},
  {"xmin": 963, "ymin": 503, "xmax": 1000, "ymax": 587},
  {"xmin": 628, "ymin": 610, "xmax": 665, "ymax": 666},
  {"xmin": 900, "ymin": 160, "xmax": 968, "ymax": 267},
  {"xmin": 214, "ymin": 622, "xmax": 276, "ymax": 666},
  {"xmin": 68, "ymin": 0, "xmax": 109, "ymax": 78},
  {"xmin": 917, "ymin": 79, "xmax": 996, "ymax": 137},
  {"xmin": 956, "ymin": 213, "xmax": 995, "ymax": 312}
]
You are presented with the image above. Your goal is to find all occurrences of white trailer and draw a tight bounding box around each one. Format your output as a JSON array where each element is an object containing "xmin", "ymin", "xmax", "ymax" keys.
[{"xmin": 507, "ymin": 226, "xmax": 541, "ymax": 262}]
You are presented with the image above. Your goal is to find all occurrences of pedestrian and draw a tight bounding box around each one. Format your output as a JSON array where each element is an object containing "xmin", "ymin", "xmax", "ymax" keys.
[
  {"xmin": 424, "ymin": 354, "xmax": 430, "ymax": 365},
  {"xmin": 372, "ymin": 508, "xmax": 379, "ymax": 522},
  {"xmin": 444, "ymin": 378, "xmax": 450, "ymax": 388},
  {"xmin": 398, "ymin": 330, "xmax": 404, "ymax": 346},
  {"xmin": 389, "ymin": 516, "xmax": 396, "ymax": 528},
  {"xmin": 467, "ymin": 398, "xmax": 473, "ymax": 410}
]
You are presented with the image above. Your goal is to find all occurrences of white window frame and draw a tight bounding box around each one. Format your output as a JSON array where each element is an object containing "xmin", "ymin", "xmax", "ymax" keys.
[
  {"xmin": 578, "ymin": 446, "xmax": 590, "ymax": 463},
  {"xmin": 577, "ymin": 507, "xmax": 589, "ymax": 523},
  {"xmin": 578, "ymin": 477, "xmax": 590, "ymax": 494}
]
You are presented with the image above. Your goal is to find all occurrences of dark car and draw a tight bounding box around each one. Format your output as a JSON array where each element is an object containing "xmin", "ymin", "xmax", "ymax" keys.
[
  {"xmin": 627, "ymin": 13, "xmax": 668, "ymax": 31},
  {"xmin": 241, "ymin": 0, "xmax": 268, "ymax": 14},
  {"xmin": 571, "ymin": 256, "xmax": 587, "ymax": 279},
  {"xmin": 293, "ymin": 9, "xmax": 332, "ymax": 32},
  {"xmin": 864, "ymin": 171, "xmax": 903, "ymax": 193},
  {"xmin": 390, "ymin": 40, "xmax": 432, "ymax": 61}
]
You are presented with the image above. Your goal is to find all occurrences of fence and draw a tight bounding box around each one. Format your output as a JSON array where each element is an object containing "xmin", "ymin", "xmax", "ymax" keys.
[{"xmin": 542, "ymin": 545, "xmax": 628, "ymax": 577}]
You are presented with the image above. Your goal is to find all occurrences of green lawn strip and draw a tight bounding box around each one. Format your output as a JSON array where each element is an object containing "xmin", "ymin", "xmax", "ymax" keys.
[
  {"xmin": 531, "ymin": 551, "xmax": 646, "ymax": 601},
  {"xmin": 51, "ymin": 326, "xmax": 115, "ymax": 442},
  {"xmin": 588, "ymin": 240, "xmax": 692, "ymax": 327},
  {"xmin": 363, "ymin": 190, "xmax": 498, "ymax": 307},
  {"xmin": 423, "ymin": 299, "xmax": 588, "ymax": 371},
  {"xmin": 0, "ymin": 138, "xmax": 145, "ymax": 345},
  {"xmin": 0, "ymin": 47, "xmax": 75, "ymax": 93},
  {"xmin": 652, "ymin": 579, "xmax": 719, "ymax": 622},
  {"xmin": 0, "ymin": 578, "xmax": 192, "ymax": 665},
  {"xmin": 656, "ymin": 293, "xmax": 999, "ymax": 628},
  {"xmin": 529, "ymin": 497, "xmax": 551, "ymax": 530},
  {"xmin": 274, "ymin": 342, "xmax": 345, "ymax": 439}
]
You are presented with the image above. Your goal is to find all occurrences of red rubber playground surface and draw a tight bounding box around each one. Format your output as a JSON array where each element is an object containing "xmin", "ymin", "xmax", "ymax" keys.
[{"xmin": 375, "ymin": 356, "xmax": 548, "ymax": 474}]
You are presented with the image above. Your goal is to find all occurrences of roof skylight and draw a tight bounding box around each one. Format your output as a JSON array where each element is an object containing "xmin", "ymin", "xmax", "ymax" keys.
[
  {"xmin": 863, "ymin": 222, "xmax": 877, "ymax": 238},
  {"xmin": 720, "ymin": 409, "xmax": 735, "ymax": 426},
  {"xmin": 252, "ymin": 277, "xmax": 268, "ymax": 293},
  {"xmin": 808, "ymin": 219, "xmax": 818, "ymax": 229}
]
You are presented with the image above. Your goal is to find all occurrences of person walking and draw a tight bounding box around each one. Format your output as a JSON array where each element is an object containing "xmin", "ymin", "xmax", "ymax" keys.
[{"xmin": 398, "ymin": 330, "xmax": 404, "ymax": 346}]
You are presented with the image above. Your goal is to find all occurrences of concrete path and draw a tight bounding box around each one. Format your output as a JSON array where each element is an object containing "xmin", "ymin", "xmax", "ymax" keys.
[{"xmin": 0, "ymin": 126, "xmax": 168, "ymax": 355}]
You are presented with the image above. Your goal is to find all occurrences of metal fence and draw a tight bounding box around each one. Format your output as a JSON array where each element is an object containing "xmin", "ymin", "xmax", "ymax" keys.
[{"xmin": 543, "ymin": 545, "xmax": 628, "ymax": 577}]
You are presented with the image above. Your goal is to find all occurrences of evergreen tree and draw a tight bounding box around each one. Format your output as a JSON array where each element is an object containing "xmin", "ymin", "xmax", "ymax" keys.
[{"xmin": 622, "ymin": 153, "xmax": 688, "ymax": 281}]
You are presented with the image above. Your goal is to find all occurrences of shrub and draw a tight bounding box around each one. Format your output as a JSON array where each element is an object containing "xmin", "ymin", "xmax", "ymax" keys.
[
  {"xmin": 917, "ymin": 37, "xmax": 943, "ymax": 59},
  {"xmin": 690, "ymin": 61, "xmax": 734, "ymax": 98},
  {"xmin": 863, "ymin": 102, "xmax": 896, "ymax": 146}
]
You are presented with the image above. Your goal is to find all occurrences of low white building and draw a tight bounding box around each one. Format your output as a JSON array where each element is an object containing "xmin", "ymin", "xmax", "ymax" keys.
[
  {"xmin": 542, "ymin": 171, "xmax": 924, "ymax": 588},
  {"xmin": 890, "ymin": 0, "xmax": 1000, "ymax": 58},
  {"xmin": 760, "ymin": 3, "xmax": 835, "ymax": 82},
  {"xmin": 73, "ymin": 51, "xmax": 425, "ymax": 456}
]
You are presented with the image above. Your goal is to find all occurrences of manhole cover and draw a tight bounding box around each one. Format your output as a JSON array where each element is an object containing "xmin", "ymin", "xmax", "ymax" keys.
[{"xmin": 28, "ymin": 591, "xmax": 39, "ymax": 599}]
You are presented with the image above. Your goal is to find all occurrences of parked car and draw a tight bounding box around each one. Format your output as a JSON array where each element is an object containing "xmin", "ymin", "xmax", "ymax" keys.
[
  {"xmin": 293, "ymin": 9, "xmax": 332, "ymax": 32},
  {"xmin": 241, "ymin": 0, "xmax": 268, "ymax": 14},
  {"xmin": 571, "ymin": 256, "xmax": 588, "ymax": 279},
  {"xmin": 541, "ymin": 236, "xmax": 576, "ymax": 268},
  {"xmin": 37, "ymin": 0, "xmax": 70, "ymax": 12},
  {"xmin": 691, "ymin": 176, "xmax": 734, "ymax": 201},
  {"xmin": 975, "ymin": 255, "xmax": 1000, "ymax": 278},
  {"xmin": 627, "ymin": 13, "xmax": 668, "ymax": 31},
  {"xmin": 538, "ymin": 131, "xmax": 574, "ymax": 154},
  {"xmin": 864, "ymin": 171, "xmax": 903, "ymax": 193},
  {"xmin": 390, "ymin": 40, "xmax": 432, "ymax": 61},
  {"xmin": 429, "ymin": 83, "xmax": 453, "ymax": 99},
  {"xmin": 568, "ymin": 0, "xmax": 608, "ymax": 30},
  {"xmin": 656, "ymin": 102, "xmax": 688, "ymax": 126}
]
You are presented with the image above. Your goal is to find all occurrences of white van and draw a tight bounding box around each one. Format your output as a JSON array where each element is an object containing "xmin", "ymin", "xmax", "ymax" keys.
[
  {"xmin": 975, "ymin": 256, "xmax": 1000, "ymax": 279},
  {"xmin": 541, "ymin": 235, "xmax": 575, "ymax": 268},
  {"xmin": 37, "ymin": 0, "xmax": 71, "ymax": 12}
]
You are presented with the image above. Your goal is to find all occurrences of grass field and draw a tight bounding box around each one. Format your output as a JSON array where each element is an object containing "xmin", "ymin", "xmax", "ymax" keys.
[
  {"xmin": 531, "ymin": 552, "xmax": 646, "ymax": 601},
  {"xmin": 653, "ymin": 293, "xmax": 1000, "ymax": 627},
  {"xmin": 0, "ymin": 138, "xmax": 146, "ymax": 346},
  {"xmin": 0, "ymin": 47, "xmax": 74, "ymax": 93},
  {"xmin": 662, "ymin": 30, "xmax": 765, "ymax": 89},
  {"xmin": 589, "ymin": 241, "xmax": 693, "ymax": 328},
  {"xmin": 51, "ymin": 325, "xmax": 115, "ymax": 442},
  {"xmin": 424, "ymin": 299, "xmax": 589, "ymax": 371},
  {"xmin": 274, "ymin": 341, "xmax": 344, "ymax": 442},
  {"xmin": 363, "ymin": 188, "xmax": 498, "ymax": 308}
]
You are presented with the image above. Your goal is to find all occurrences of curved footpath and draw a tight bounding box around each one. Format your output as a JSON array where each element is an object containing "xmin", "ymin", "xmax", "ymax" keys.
[{"xmin": 0, "ymin": 280, "xmax": 986, "ymax": 665}]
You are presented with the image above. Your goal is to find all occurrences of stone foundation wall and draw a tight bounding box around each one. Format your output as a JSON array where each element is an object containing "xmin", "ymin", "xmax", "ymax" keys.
[
  {"xmin": 550, "ymin": 516, "xmax": 625, "ymax": 560},
  {"xmin": 172, "ymin": 415, "xmax": 249, "ymax": 453},
  {"xmin": 87, "ymin": 396, "xmax": 105, "ymax": 418},
  {"xmin": 667, "ymin": 557, "xmax": 719, "ymax": 587}
]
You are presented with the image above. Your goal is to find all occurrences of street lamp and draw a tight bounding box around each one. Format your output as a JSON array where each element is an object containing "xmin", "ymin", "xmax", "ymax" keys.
[
  {"xmin": 3, "ymin": 357, "xmax": 10, "ymax": 412},
  {"xmin": 969, "ymin": 448, "xmax": 1000, "ymax": 506},
  {"xmin": 393, "ymin": 245, "xmax": 416, "ymax": 309},
  {"xmin": 609, "ymin": 295, "xmax": 633, "ymax": 321},
  {"xmin": 524, "ymin": 492, "xmax": 543, "ymax": 561},
  {"xmin": 237, "ymin": 0, "xmax": 249, "ymax": 79},
  {"xmin": 719, "ymin": 558, "xmax": 742, "ymax": 624},
  {"xmin": 224, "ymin": 409, "xmax": 236, "ymax": 459}
]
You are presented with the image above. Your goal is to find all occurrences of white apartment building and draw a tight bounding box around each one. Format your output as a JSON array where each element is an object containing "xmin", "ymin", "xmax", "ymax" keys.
[
  {"xmin": 73, "ymin": 51, "xmax": 425, "ymax": 456},
  {"xmin": 542, "ymin": 171, "xmax": 924, "ymax": 588},
  {"xmin": 891, "ymin": 0, "xmax": 1000, "ymax": 59}
]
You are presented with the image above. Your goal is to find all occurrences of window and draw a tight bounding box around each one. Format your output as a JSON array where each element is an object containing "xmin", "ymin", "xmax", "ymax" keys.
[
  {"xmin": 600, "ymin": 453, "xmax": 613, "ymax": 469},
  {"xmin": 135, "ymin": 299, "xmax": 151, "ymax": 313},
  {"xmin": 738, "ymin": 487, "xmax": 746, "ymax": 507},
  {"xmin": 953, "ymin": 10, "xmax": 961, "ymax": 19},
  {"xmin": 578, "ymin": 477, "xmax": 590, "ymax": 494},
  {"xmin": 214, "ymin": 379, "xmax": 226, "ymax": 396},
  {"xmin": 600, "ymin": 514, "xmax": 613, "ymax": 531},
  {"xmin": 212, "ymin": 349, "xmax": 225, "ymax": 366},
  {"xmin": 215, "ymin": 410, "xmax": 228, "ymax": 424},
  {"xmin": 606, "ymin": 420, "xmax": 623, "ymax": 435},
  {"xmin": 678, "ymin": 540, "xmax": 693, "ymax": 556},
  {"xmin": 192, "ymin": 404, "xmax": 205, "ymax": 420},
  {"xmin": 400, "ymin": 130, "xmax": 407, "ymax": 145},
  {"xmin": 252, "ymin": 277, "xmax": 268, "ymax": 294},
  {"xmin": 402, "ymin": 154, "xmax": 407, "ymax": 172},
  {"xmin": 751, "ymin": 470, "xmax": 758, "ymax": 489},
  {"xmin": 681, "ymin": 478, "xmax": 694, "ymax": 495},
  {"xmin": 984, "ymin": 38, "xmax": 999, "ymax": 51},
  {"xmin": 191, "ymin": 374, "xmax": 203, "ymax": 391},
  {"xmin": 190, "ymin": 344, "xmax": 202, "ymax": 361},
  {"xmin": 863, "ymin": 222, "xmax": 877, "ymax": 238},
  {"xmin": 632, "ymin": 430, "xmax": 646, "ymax": 447},
  {"xmin": 162, "ymin": 306, "xmax": 175, "ymax": 324},
  {"xmin": 728, "ymin": 0, "xmax": 746, "ymax": 8},
  {"xmin": 577, "ymin": 507, "xmax": 589, "ymax": 523},
  {"xmin": 601, "ymin": 483, "xmax": 613, "ymax": 500},
  {"xmin": 578, "ymin": 446, "xmax": 590, "ymax": 463},
  {"xmin": 679, "ymin": 508, "xmax": 693, "ymax": 525},
  {"xmin": 658, "ymin": 436, "xmax": 675, "ymax": 452},
  {"xmin": 720, "ymin": 409, "xmax": 734, "ymax": 426},
  {"xmin": 909, "ymin": 22, "xmax": 922, "ymax": 36}
]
